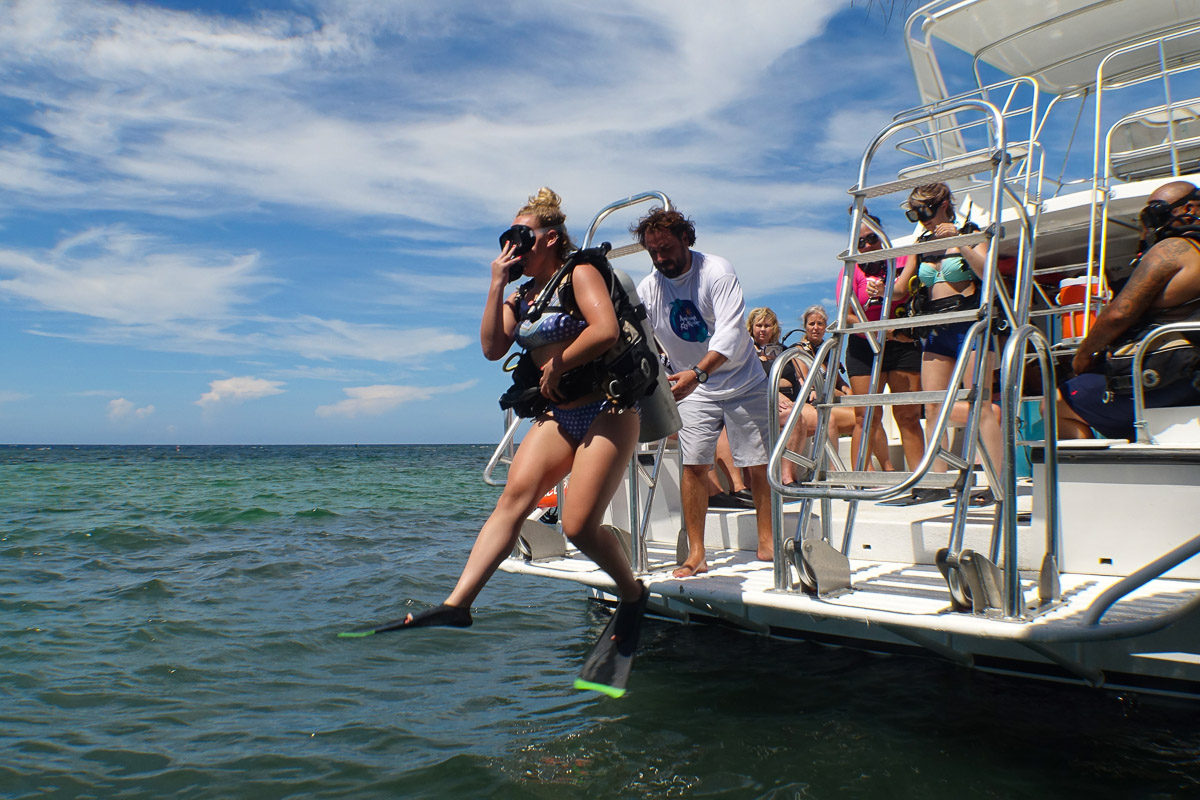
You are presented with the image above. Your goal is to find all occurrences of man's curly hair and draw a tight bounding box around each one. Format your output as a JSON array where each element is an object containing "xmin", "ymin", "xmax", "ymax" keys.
[{"xmin": 631, "ymin": 207, "xmax": 697, "ymax": 247}]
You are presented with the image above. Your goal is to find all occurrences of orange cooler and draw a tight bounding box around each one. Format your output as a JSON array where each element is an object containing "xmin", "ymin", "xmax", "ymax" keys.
[{"xmin": 1056, "ymin": 277, "xmax": 1103, "ymax": 338}]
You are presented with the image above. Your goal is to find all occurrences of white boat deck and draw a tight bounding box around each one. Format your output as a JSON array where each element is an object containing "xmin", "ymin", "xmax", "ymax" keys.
[
  {"xmin": 503, "ymin": 541, "xmax": 1200, "ymax": 644},
  {"xmin": 501, "ymin": 482, "xmax": 1200, "ymax": 646}
]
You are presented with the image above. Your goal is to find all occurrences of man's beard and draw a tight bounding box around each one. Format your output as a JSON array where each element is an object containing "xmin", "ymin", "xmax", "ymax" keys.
[{"xmin": 655, "ymin": 257, "xmax": 688, "ymax": 278}]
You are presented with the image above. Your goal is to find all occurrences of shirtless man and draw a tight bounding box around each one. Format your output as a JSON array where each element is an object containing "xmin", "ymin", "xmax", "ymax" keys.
[{"xmin": 1057, "ymin": 180, "xmax": 1200, "ymax": 439}]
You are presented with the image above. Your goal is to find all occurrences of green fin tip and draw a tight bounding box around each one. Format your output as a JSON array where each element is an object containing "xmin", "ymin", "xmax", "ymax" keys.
[{"xmin": 573, "ymin": 678, "xmax": 626, "ymax": 699}]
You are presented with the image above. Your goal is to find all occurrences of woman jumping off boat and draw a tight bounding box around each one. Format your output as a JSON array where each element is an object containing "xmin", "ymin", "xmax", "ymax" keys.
[{"xmin": 365, "ymin": 188, "xmax": 648, "ymax": 652}]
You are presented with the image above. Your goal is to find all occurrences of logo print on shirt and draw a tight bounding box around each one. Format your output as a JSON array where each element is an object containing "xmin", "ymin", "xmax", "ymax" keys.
[{"xmin": 669, "ymin": 299, "xmax": 710, "ymax": 343}]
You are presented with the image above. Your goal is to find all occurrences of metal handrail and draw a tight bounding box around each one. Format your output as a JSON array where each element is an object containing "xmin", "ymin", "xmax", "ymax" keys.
[
  {"xmin": 768, "ymin": 318, "xmax": 989, "ymax": 504},
  {"xmin": 1089, "ymin": 23, "xmax": 1200, "ymax": 335},
  {"xmin": 483, "ymin": 411, "xmax": 524, "ymax": 487},
  {"xmin": 768, "ymin": 94, "xmax": 1035, "ymax": 595},
  {"xmin": 1081, "ymin": 532, "xmax": 1200, "ymax": 627},
  {"xmin": 580, "ymin": 191, "xmax": 672, "ymax": 250},
  {"xmin": 577, "ymin": 190, "xmax": 676, "ymax": 572},
  {"xmin": 1130, "ymin": 320, "xmax": 1200, "ymax": 443},
  {"xmin": 627, "ymin": 438, "xmax": 674, "ymax": 574},
  {"xmin": 999, "ymin": 324, "xmax": 1060, "ymax": 618}
]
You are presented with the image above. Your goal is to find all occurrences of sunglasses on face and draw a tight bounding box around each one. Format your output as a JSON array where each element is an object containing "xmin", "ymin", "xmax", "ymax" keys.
[
  {"xmin": 1139, "ymin": 191, "xmax": 1200, "ymax": 230},
  {"xmin": 858, "ymin": 233, "xmax": 880, "ymax": 248},
  {"xmin": 904, "ymin": 200, "xmax": 942, "ymax": 223}
]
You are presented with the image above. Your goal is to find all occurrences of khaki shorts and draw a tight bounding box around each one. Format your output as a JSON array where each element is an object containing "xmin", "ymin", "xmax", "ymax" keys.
[{"xmin": 676, "ymin": 379, "xmax": 771, "ymax": 467}]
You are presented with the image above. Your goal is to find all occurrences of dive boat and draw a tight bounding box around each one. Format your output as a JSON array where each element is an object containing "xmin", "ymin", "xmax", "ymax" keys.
[{"xmin": 496, "ymin": 0, "xmax": 1200, "ymax": 699}]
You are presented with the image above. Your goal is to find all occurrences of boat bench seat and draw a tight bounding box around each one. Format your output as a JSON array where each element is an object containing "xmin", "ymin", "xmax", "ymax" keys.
[{"xmin": 1030, "ymin": 439, "xmax": 1200, "ymax": 579}]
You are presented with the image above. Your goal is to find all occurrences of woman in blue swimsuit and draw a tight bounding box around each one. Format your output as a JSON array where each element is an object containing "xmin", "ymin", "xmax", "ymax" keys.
[
  {"xmin": 392, "ymin": 188, "xmax": 646, "ymax": 632},
  {"xmin": 907, "ymin": 183, "xmax": 1003, "ymax": 500}
]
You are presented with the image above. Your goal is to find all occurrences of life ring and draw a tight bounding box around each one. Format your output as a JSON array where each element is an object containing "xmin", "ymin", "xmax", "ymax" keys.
[{"xmin": 537, "ymin": 487, "xmax": 560, "ymax": 509}]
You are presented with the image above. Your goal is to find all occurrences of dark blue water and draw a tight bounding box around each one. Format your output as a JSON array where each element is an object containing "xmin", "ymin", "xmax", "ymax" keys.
[{"xmin": 3, "ymin": 445, "xmax": 1198, "ymax": 799}]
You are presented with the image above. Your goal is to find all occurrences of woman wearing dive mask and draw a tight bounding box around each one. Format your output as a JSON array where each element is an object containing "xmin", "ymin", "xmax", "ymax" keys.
[
  {"xmin": 906, "ymin": 182, "xmax": 1003, "ymax": 502},
  {"xmin": 387, "ymin": 188, "xmax": 647, "ymax": 642},
  {"xmin": 837, "ymin": 213, "xmax": 925, "ymax": 474}
]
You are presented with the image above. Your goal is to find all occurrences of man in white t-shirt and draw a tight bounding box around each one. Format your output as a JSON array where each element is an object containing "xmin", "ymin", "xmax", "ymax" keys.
[{"xmin": 632, "ymin": 207, "xmax": 773, "ymax": 577}]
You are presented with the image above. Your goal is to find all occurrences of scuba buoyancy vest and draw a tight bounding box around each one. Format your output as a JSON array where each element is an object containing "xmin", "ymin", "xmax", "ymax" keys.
[
  {"xmin": 1102, "ymin": 295, "xmax": 1200, "ymax": 395},
  {"xmin": 498, "ymin": 244, "xmax": 682, "ymax": 442}
]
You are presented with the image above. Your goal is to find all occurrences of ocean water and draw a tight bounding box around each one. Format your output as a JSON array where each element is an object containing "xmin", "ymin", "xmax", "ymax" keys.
[{"xmin": 3, "ymin": 444, "xmax": 1199, "ymax": 799}]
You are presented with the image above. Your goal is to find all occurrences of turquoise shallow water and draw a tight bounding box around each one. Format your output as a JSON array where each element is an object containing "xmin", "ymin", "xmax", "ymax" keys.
[{"xmin": 3, "ymin": 444, "xmax": 1200, "ymax": 799}]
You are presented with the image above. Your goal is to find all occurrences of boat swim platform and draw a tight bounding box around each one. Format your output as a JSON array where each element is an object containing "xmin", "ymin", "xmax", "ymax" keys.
[
  {"xmin": 499, "ymin": 487, "xmax": 1200, "ymax": 678},
  {"xmin": 503, "ymin": 543, "xmax": 1200, "ymax": 645}
]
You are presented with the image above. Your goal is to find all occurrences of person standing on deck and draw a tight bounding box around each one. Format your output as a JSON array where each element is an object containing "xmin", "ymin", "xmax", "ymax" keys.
[
  {"xmin": 905, "ymin": 182, "xmax": 1004, "ymax": 505},
  {"xmin": 632, "ymin": 207, "xmax": 774, "ymax": 577}
]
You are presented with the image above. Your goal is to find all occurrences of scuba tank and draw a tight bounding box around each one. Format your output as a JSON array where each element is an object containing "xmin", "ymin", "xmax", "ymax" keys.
[{"xmin": 610, "ymin": 267, "xmax": 682, "ymax": 442}]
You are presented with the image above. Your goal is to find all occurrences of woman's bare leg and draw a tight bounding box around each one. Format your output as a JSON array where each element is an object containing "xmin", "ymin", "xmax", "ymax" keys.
[
  {"xmin": 778, "ymin": 394, "xmax": 807, "ymax": 484},
  {"xmin": 713, "ymin": 428, "xmax": 745, "ymax": 493},
  {"xmin": 953, "ymin": 350, "xmax": 1004, "ymax": 476},
  {"xmin": 445, "ymin": 418, "xmax": 575, "ymax": 609},
  {"xmin": 921, "ymin": 352, "xmax": 956, "ymax": 472},
  {"xmin": 885, "ymin": 368, "xmax": 925, "ymax": 471},
  {"xmin": 849, "ymin": 375, "xmax": 869, "ymax": 470},
  {"xmin": 559, "ymin": 409, "xmax": 644, "ymax": 602}
]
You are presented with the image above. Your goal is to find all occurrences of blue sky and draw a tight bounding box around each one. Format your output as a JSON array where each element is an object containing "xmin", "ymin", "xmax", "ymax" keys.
[{"xmin": 0, "ymin": 0, "xmax": 935, "ymax": 445}]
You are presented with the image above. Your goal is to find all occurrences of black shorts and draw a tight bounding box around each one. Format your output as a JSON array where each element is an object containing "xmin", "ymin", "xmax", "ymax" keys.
[{"xmin": 844, "ymin": 335, "xmax": 922, "ymax": 378}]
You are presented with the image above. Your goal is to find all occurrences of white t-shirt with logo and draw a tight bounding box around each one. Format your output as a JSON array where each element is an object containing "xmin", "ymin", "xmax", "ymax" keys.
[{"xmin": 637, "ymin": 250, "xmax": 765, "ymax": 400}]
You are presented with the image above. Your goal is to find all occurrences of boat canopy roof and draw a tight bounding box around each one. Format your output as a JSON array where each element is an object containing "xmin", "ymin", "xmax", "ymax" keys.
[{"xmin": 909, "ymin": 0, "xmax": 1200, "ymax": 96}]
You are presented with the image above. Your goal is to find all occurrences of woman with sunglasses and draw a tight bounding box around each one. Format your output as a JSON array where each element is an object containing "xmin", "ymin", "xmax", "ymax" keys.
[
  {"xmin": 906, "ymin": 183, "xmax": 1003, "ymax": 503},
  {"xmin": 387, "ymin": 188, "xmax": 647, "ymax": 638},
  {"xmin": 837, "ymin": 213, "xmax": 926, "ymax": 473},
  {"xmin": 780, "ymin": 305, "xmax": 855, "ymax": 482}
]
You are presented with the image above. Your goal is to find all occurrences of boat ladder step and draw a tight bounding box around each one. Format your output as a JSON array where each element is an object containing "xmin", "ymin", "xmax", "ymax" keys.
[
  {"xmin": 606, "ymin": 242, "xmax": 646, "ymax": 260},
  {"xmin": 1032, "ymin": 262, "xmax": 1088, "ymax": 278},
  {"xmin": 1029, "ymin": 302, "xmax": 1095, "ymax": 319},
  {"xmin": 839, "ymin": 231, "xmax": 990, "ymax": 264},
  {"xmin": 809, "ymin": 471, "xmax": 963, "ymax": 489},
  {"xmin": 819, "ymin": 389, "xmax": 970, "ymax": 408},
  {"xmin": 895, "ymin": 144, "xmax": 1028, "ymax": 183},
  {"xmin": 828, "ymin": 307, "xmax": 983, "ymax": 335},
  {"xmin": 850, "ymin": 155, "xmax": 1004, "ymax": 199}
]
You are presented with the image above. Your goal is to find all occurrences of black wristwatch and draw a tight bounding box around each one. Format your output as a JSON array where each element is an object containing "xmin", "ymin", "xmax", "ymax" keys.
[{"xmin": 691, "ymin": 366, "xmax": 709, "ymax": 384}]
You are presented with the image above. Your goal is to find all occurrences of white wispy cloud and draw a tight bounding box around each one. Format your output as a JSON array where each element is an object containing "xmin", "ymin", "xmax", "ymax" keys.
[
  {"xmin": 315, "ymin": 380, "xmax": 477, "ymax": 418},
  {"xmin": 0, "ymin": 0, "xmax": 855, "ymax": 230},
  {"xmin": 0, "ymin": 0, "xmax": 928, "ymax": 446},
  {"xmin": 0, "ymin": 391, "xmax": 32, "ymax": 404},
  {"xmin": 108, "ymin": 397, "xmax": 155, "ymax": 420},
  {"xmin": 262, "ymin": 316, "xmax": 471, "ymax": 362},
  {"xmin": 0, "ymin": 226, "xmax": 269, "ymax": 325},
  {"xmin": 1, "ymin": 227, "xmax": 474, "ymax": 363},
  {"xmin": 196, "ymin": 375, "xmax": 286, "ymax": 407}
]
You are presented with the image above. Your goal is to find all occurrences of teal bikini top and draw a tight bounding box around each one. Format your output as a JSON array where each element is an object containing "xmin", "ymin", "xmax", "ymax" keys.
[{"xmin": 918, "ymin": 254, "xmax": 975, "ymax": 286}]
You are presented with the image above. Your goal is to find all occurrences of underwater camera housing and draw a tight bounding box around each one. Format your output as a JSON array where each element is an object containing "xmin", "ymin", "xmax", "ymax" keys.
[{"xmin": 498, "ymin": 225, "xmax": 538, "ymax": 282}]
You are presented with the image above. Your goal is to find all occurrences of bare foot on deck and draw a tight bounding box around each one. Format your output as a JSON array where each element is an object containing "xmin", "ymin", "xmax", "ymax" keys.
[
  {"xmin": 757, "ymin": 549, "xmax": 774, "ymax": 562},
  {"xmin": 673, "ymin": 562, "xmax": 709, "ymax": 578}
]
